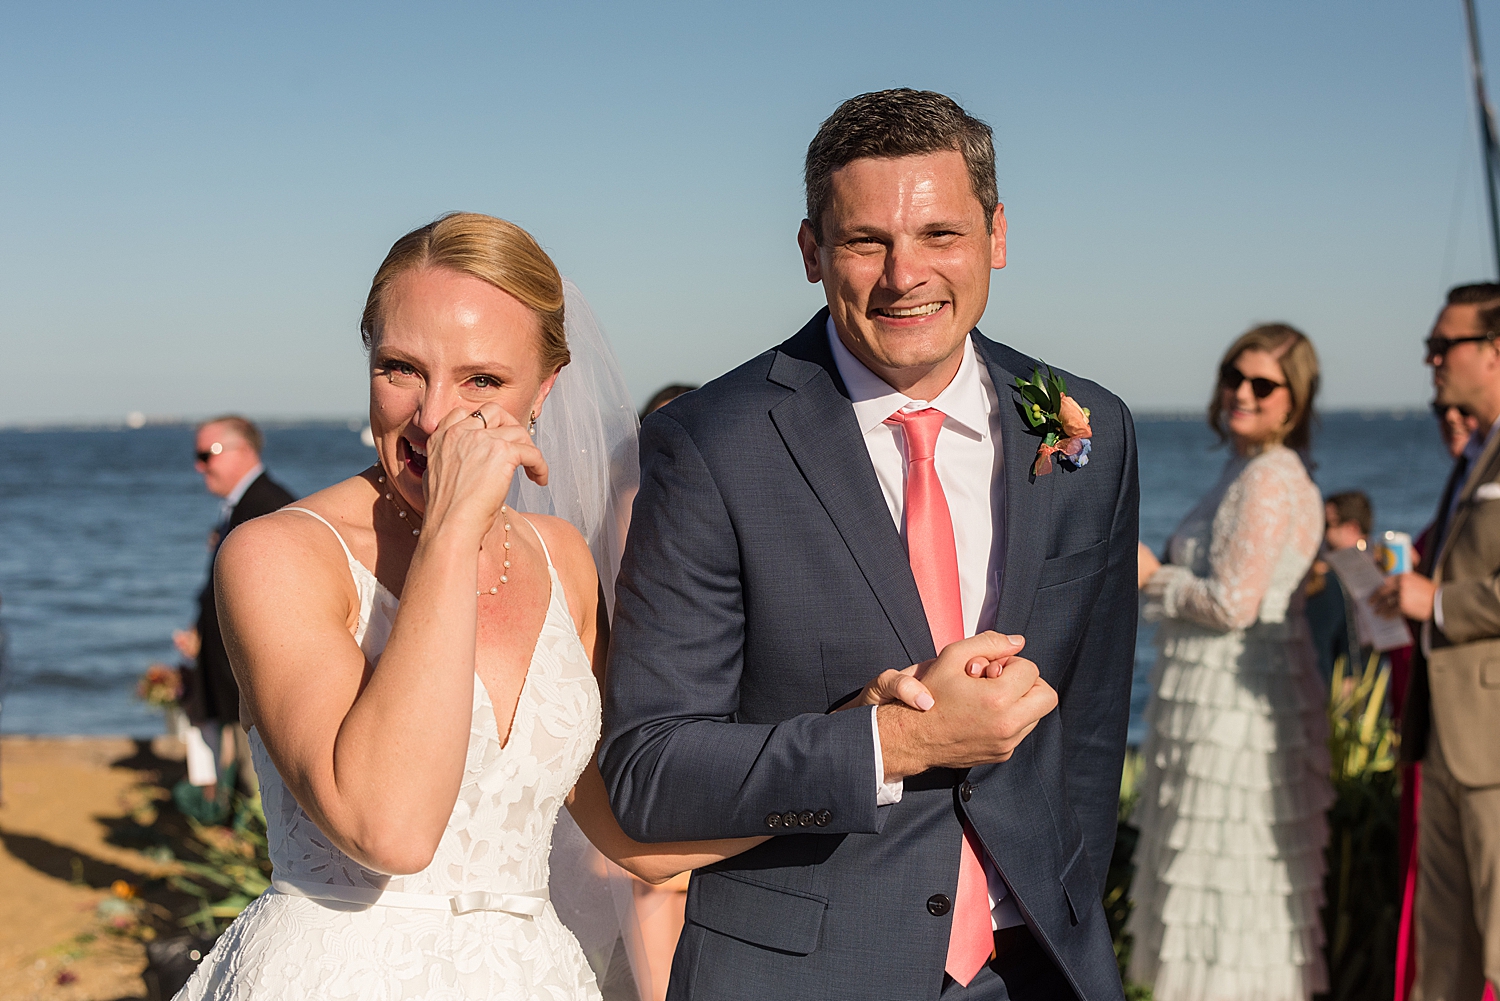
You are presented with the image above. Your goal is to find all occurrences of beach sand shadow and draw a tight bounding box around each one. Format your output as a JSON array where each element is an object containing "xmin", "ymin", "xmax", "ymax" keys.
[
  {"xmin": 0, "ymin": 828, "xmax": 146, "ymax": 889},
  {"xmin": 108, "ymin": 738, "xmax": 180, "ymax": 775}
]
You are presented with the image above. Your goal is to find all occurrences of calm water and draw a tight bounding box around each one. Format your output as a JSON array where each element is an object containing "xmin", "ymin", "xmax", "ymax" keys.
[{"xmin": 0, "ymin": 413, "xmax": 1454, "ymax": 738}]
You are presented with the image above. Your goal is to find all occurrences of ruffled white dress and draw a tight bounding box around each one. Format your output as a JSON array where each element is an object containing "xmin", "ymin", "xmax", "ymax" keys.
[
  {"xmin": 175, "ymin": 508, "xmax": 605, "ymax": 1001},
  {"xmin": 1127, "ymin": 445, "xmax": 1333, "ymax": 1001}
]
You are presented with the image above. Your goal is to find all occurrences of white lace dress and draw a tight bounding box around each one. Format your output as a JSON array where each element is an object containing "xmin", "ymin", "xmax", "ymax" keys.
[
  {"xmin": 1127, "ymin": 445, "xmax": 1333, "ymax": 1001},
  {"xmin": 176, "ymin": 509, "xmax": 604, "ymax": 1001}
]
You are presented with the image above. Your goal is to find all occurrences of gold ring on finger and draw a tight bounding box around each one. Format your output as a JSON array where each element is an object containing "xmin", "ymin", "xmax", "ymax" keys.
[{"xmin": 471, "ymin": 410, "xmax": 488, "ymax": 428}]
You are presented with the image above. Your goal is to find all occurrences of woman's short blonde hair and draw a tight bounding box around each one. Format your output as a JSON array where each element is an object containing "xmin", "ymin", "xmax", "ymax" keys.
[
  {"xmin": 360, "ymin": 212, "xmax": 570, "ymax": 374},
  {"xmin": 1208, "ymin": 323, "xmax": 1320, "ymax": 452}
]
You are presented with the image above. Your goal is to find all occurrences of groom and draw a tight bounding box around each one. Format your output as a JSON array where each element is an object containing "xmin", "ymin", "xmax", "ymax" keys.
[{"xmin": 602, "ymin": 89, "xmax": 1137, "ymax": 1000}]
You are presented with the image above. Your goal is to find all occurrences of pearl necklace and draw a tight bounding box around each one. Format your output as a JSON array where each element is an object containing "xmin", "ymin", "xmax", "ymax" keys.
[{"xmin": 375, "ymin": 469, "xmax": 512, "ymax": 595}]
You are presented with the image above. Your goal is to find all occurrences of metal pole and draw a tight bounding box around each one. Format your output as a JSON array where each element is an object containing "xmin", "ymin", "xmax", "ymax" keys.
[{"xmin": 1464, "ymin": 0, "xmax": 1500, "ymax": 277}]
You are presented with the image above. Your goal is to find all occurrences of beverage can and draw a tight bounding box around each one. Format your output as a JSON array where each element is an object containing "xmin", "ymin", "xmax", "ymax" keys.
[{"xmin": 1376, "ymin": 530, "xmax": 1414, "ymax": 575}]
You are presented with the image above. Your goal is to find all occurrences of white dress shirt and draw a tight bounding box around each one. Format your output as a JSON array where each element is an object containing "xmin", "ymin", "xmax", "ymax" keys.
[
  {"xmin": 827, "ymin": 318, "xmax": 1024, "ymax": 929},
  {"xmin": 220, "ymin": 463, "xmax": 264, "ymax": 524}
]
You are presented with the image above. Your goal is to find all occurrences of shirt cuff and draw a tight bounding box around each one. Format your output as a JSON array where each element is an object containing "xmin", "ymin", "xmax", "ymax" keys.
[
  {"xmin": 871, "ymin": 706, "xmax": 904, "ymax": 806},
  {"xmin": 1433, "ymin": 585, "xmax": 1445, "ymax": 632}
]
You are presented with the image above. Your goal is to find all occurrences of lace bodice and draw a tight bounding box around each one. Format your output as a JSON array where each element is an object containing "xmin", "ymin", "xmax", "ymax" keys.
[
  {"xmin": 251, "ymin": 511, "xmax": 602, "ymax": 900},
  {"xmin": 1144, "ymin": 445, "xmax": 1323, "ymax": 632}
]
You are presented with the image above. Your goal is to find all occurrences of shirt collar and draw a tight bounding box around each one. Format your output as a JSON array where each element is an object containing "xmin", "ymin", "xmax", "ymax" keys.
[
  {"xmin": 826, "ymin": 316, "xmax": 990, "ymax": 439},
  {"xmin": 1463, "ymin": 414, "xmax": 1500, "ymax": 463},
  {"xmin": 223, "ymin": 463, "xmax": 264, "ymax": 510}
]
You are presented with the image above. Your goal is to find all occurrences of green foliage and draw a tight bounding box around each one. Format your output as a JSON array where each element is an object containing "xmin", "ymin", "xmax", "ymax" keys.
[
  {"xmin": 1108, "ymin": 750, "xmax": 1154, "ymax": 1001},
  {"xmin": 1015, "ymin": 364, "xmax": 1069, "ymax": 441},
  {"xmin": 1319, "ymin": 653, "xmax": 1401, "ymax": 1001},
  {"xmin": 167, "ymin": 793, "xmax": 274, "ymax": 934}
]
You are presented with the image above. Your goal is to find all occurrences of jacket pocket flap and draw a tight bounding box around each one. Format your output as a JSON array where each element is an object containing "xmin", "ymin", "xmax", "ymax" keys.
[
  {"xmin": 686, "ymin": 872, "xmax": 827, "ymax": 955},
  {"xmin": 1058, "ymin": 839, "xmax": 1095, "ymax": 926},
  {"xmin": 1038, "ymin": 539, "xmax": 1108, "ymax": 590},
  {"xmin": 1483, "ymin": 659, "xmax": 1500, "ymax": 688}
]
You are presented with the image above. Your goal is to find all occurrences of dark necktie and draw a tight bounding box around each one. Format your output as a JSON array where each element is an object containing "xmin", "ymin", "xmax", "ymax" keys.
[{"xmin": 1429, "ymin": 452, "xmax": 1471, "ymax": 571}]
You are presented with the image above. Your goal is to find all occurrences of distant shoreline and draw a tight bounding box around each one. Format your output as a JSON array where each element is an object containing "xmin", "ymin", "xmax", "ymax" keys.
[
  {"xmin": 0, "ymin": 408, "xmax": 1440, "ymax": 433},
  {"xmin": 0, "ymin": 416, "xmax": 369, "ymax": 433}
]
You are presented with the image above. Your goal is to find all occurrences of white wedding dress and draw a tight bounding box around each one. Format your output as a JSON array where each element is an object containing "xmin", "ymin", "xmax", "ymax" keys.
[
  {"xmin": 176, "ymin": 508, "xmax": 605, "ymax": 1001},
  {"xmin": 1127, "ymin": 445, "xmax": 1333, "ymax": 1001}
]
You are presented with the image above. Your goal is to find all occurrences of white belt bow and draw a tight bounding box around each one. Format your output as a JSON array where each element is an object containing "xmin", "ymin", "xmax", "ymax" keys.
[{"xmin": 273, "ymin": 878, "xmax": 549, "ymax": 917}]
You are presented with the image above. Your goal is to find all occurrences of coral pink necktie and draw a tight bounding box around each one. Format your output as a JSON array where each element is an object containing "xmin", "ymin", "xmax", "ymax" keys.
[{"xmin": 885, "ymin": 408, "xmax": 993, "ymax": 987}]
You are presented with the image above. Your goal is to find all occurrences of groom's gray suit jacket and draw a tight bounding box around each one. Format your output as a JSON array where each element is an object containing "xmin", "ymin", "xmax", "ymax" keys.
[{"xmin": 601, "ymin": 311, "xmax": 1138, "ymax": 1001}]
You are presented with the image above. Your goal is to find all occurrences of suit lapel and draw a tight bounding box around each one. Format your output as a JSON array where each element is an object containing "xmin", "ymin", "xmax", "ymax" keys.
[
  {"xmin": 768, "ymin": 313, "xmax": 935, "ymax": 665},
  {"xmin": 973, "ymin": 336, "xmax": 1055, "ymax": 637},
  {"xmin": 1437, "ymin": 426, "xmax": 1500, "ymax": 579}
]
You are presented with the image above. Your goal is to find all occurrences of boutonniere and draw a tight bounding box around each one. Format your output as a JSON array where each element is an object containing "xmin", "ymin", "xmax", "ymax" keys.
[{"xmin": 1015, "ymin": 365, "xmax": 1093, "ymax": 476}]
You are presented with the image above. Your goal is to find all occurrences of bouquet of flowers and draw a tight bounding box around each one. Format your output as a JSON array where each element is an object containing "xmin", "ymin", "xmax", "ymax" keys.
[{"xmin": 137, "ymin": 663, "xmax": 183, "ymax": 709}]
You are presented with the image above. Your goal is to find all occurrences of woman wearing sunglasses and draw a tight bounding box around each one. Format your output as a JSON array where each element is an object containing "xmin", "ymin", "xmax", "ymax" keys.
[{"xmin": 1129, "ymin": 324, "xmax": 1333, "ymax": 1001}]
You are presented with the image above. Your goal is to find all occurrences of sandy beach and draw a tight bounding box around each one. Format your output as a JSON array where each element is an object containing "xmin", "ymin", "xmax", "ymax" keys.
[{"xmin": 0, "ymin": 736, "xmax": 190, "ymax": 1001}]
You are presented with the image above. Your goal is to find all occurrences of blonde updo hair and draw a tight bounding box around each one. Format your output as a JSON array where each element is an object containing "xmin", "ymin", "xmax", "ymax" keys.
[
  {"xmin": 1208, "ymin": 323, "xmax": 1320, "ymax": 452},
  {"xmin": 360, "ymin": 212, "xmax": 570, "ymax": 374}
]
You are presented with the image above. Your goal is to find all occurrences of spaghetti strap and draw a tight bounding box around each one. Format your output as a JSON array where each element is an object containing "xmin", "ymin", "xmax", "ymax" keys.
[
  {"xmin": 518, "ymin": 515, "xmax": 555, "ymax": 571},
  {"xmin": 283, "ymin": 506, "xmax": 358, "ymax": 564}
]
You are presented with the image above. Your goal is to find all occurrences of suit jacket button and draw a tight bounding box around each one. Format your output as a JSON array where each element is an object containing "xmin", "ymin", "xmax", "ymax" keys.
[
  {"xmin": 960, "ymin": 781, "xmax": 974, "ymax": 802},
  {"xmin": 782, "ymin": 811, "xmax": 799, "ymax": 828},
  {"xmin": 798, "ymin": 811, "xmax": 814, "ymax": 827},
  {"xmin": 927, "ymin": 894, "xmax": 952, "ymax": 916},
  {"xmin": 765, "ymin": 813, "xmax": 782, "ymax": 828},
  {"xmin": 814, "ymin": 809, "xmax": 832, "ymax": 827}
]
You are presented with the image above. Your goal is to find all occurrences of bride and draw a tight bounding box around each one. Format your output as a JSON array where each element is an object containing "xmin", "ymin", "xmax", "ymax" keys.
[{"xmin": 174, "ymin": 213, "xmax": 768, "ymax": 1000}]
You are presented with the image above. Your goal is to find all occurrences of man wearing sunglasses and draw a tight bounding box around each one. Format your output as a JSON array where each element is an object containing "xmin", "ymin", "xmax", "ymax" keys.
[
  {"xmin": 1374, "ymin": 282, "xmax": 1500, "ymax": 1001},
  {"xmin": 178, "ymin": 415, "xmax": 294, "ymax": 798}
]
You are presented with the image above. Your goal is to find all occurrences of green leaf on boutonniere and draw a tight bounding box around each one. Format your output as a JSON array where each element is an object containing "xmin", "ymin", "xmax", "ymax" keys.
[{"xmin": 1043, "ymin": 431, "xmax": 1060, "ymax": 447}]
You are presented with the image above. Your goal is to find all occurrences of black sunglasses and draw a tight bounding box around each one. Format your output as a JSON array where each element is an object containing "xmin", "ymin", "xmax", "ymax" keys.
[
  {"xmin": 1424, "ymin": 333, "xmax": 1493, "ymax": 359},
  {"xmin": 1431, "ymin": 400, "xmax": 1472, "ymax": 419},
  {"xmin": 194, "ymin": 442, "xmax": 224, "ymax": 464},
  {"xmin": 1219, "ymin": 364, "xmax": 1285, "ymax": 399}
]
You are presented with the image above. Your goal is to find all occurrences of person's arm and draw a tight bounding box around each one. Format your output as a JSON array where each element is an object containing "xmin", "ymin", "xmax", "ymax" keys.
[
  {"xmin": 529, "ymin": 514, "xmax": 768, "ymax": 882},
  {"xmin": 1059, "ymin": 397, "xmax": 1139, "ymax": 890},
  {"xmin": 220, "ymin": 403, "xmax": 543, "ymax": 875},
  {"xmin": 599, "ymin": 412, "xmax": 884, "ymax": 841},
  {"xmin": 1143, "ymin": 457, "xmax": 1296, "ymax": 631},
  {"xmin": 1429, "ymin": 571, "xmax": 1500, "ymax": 643},
  {"xmin": 1137, "ymin": 541, "xmax": 1161, "ymax": 589}
]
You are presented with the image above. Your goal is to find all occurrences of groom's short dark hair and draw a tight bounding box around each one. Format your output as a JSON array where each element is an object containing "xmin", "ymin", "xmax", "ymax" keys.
[{"xmin": 804, "ymin": 89, "xmax": 997, "ymax": 244}]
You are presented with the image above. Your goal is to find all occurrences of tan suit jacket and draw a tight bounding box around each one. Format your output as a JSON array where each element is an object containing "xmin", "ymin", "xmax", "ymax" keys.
[{"xmin": 1427, "ymin": 425, "xmax": 1500, "ymax": 788}]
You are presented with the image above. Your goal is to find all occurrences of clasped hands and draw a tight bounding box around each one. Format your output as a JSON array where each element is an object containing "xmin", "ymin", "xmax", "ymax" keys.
[{"xmin": 840, "ymin": 632, "xmax": 1059, "ymax": 783}]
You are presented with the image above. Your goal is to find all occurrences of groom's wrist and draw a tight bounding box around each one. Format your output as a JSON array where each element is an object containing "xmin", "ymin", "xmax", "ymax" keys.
[{"xmin": 875, "ymin": 704, "xmax": 925, "ymax": 783}]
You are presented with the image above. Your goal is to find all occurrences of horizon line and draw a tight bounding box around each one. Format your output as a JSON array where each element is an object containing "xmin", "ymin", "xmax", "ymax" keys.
[{"xmin": 0, "ymin": 407, "xmax": 1438, "ymax": 434}]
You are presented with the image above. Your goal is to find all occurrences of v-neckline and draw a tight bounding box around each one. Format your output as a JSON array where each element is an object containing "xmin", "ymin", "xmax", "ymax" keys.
[
  {"xmin": 347, "ymin": 551, "xmax": 559, "ymax": 753},
  {"xmin": 478, "ymin": 565, "xmax": 557, "ymax": 752}
]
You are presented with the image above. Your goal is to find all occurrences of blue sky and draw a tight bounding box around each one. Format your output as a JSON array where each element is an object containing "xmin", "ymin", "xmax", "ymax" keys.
[{"xmin": 1, "ymin": 1, "xmax": 1495, "ymax": 424}]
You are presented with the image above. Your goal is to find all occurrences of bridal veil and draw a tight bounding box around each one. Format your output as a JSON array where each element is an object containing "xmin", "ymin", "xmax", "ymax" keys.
[{"xmin": 508, "ymin": 280, "xmax": 650, "ymax": 1001}]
